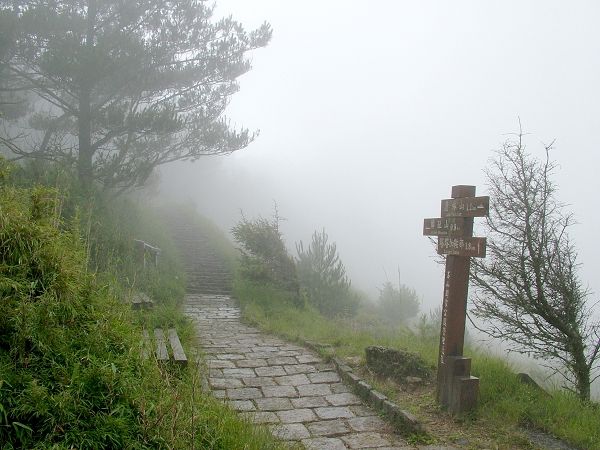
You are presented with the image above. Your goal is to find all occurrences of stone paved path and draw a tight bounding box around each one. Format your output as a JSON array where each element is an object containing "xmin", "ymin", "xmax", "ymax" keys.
[{"xmin": 185, "ymin": 294, "xmax": 412, "ymax": 450}]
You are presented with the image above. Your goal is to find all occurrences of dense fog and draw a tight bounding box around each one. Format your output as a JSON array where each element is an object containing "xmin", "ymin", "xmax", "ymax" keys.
[{"xmin": 160, "ymin": 0, "xmax": 600, "ymax": 314}]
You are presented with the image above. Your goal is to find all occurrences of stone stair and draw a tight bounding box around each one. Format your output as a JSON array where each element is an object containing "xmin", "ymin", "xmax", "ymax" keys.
[
  {"xmin": 162, "ymin": 214, "xmax": 233, "ymax": 296},
  {"xmin": 163, "ymin": 211, "xmax": 417, "ymax": 448}
]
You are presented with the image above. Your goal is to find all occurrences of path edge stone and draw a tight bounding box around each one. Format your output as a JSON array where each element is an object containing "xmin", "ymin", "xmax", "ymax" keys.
[{"xmin": 302, "ymin": 340, "xmax": 426, "ymax": 436}]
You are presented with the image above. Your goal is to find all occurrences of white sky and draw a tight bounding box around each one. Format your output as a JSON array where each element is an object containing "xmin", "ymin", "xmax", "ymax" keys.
[{"xmin": 161, "ymin": 1, "xmax": 600, "ymax": 311}]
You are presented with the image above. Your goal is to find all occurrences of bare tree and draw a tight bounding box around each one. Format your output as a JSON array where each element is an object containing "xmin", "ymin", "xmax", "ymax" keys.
[{"xmin": 470, "ymin": 128, "xmax": 600, "ymax": 401}]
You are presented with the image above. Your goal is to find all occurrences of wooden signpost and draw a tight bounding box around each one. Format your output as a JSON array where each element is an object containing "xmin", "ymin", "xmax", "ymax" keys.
[{"xmin": 423, "ymin": 185, "xmax": 489, "ymax": 414}]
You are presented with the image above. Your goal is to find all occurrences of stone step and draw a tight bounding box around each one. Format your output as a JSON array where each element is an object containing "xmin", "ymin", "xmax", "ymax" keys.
[{"xmin": 165, "ymin": 212, "xmax": 235, "ymax": 297}]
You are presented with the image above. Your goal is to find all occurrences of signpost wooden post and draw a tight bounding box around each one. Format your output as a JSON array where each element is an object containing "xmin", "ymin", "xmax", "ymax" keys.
[{"xmin": 423, "ymin": 185, "xmax": 489, "ymax": 414}]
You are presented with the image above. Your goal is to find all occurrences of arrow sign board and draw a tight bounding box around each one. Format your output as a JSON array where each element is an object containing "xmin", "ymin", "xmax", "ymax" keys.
[
  {"xmin": 423, "ymin": 217, "xmax": 465, "ymax": 237},
  {"xmin": 437, "ymin": 236, "xmax": 487, "ymax": 258},
  {"xmin": 441, "ymin": 196, "xmax": 489, "ymax": 218}
]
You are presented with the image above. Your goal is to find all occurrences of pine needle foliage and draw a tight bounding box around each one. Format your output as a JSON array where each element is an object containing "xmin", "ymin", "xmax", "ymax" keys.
[
  {"xmin": 377, "ymin": 281, "xmax": 420, "ymax": 325},
  {"xmin": 232, "ymin": 213, "xmax": 300, "ymax": 304},
  {"xmin": 296, "ymin": 229, "xmax": 358, "ymax": 317}
]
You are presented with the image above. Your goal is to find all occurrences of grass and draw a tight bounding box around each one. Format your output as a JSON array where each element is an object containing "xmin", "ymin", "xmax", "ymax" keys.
[
  {"xmin": 0, "ymin": 159, "xmax": 286, "ymax": 449},
  {"xmin": 233, "ymin": 277, "xmax": 600, "ymax": 449}
]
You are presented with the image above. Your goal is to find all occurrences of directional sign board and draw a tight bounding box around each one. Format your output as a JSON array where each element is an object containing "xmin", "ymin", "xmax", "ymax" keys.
[
  {"xmin": 437, "ymin": 236, "xmax": 486, "ymax": 258},
  {"xmin": 441, "ymin": 196, "xmax": 489, "ymax": 218},
  {"xmin": 423, "ymin": 217, "xmax": 465, "ymax": 237}
]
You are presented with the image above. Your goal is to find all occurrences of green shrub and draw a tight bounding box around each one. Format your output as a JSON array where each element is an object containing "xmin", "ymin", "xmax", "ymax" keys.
[
  {"xmin": 232, "ymin": 213, "xmax": 300, "ymax": 302},
  {"xmin": 0, "ymin": 184, "xmax": 156, "ymax": 448},
  {"xmin": 415, "ymin": 307, "xmax": 442, "ymax": 342},
  {"xmin": 296, "ymin": 229, "xmax": 358, "ymax": 317},
  {"xmin": 377, "ymin": 281, "xmax": 420, "ymax": 325}
]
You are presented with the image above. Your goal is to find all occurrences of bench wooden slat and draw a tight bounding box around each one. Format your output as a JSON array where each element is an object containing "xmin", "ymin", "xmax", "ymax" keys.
[
  {"xmin": 141, "ymin": 329, "xmax": 151, "ymax": 359},
  {"xmin": 168, "ymin": 328, "xmax": 188, "ymax": 366},
  {"xmin": 154, "ymin": 328, "xmax": 169, "ymax": 361},
  {"xmin": 132, "ymin": 292, "xmax": 154, "ymax": 310}
]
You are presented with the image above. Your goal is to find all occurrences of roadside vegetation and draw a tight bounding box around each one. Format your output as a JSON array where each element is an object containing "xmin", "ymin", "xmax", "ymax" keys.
[
  {"xmin": 232, "ymin": 209, "xmax": 600, "ymax": 449},
  {"xmin": 0, "ymin": 159, "xmax": 283, "ymax": 449}
]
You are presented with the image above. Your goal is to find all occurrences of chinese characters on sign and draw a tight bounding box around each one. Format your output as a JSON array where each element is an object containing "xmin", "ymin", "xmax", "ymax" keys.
[
  {"xmin": 441, "ymin": 196, "xmax": 489, "ymax": 218},
  {"xmin": 437, "ymin": 236, "xmax": 486, "ymax": 258},
  {"xmin": 422, "ymin": 217, "xmax": 465, "ymax": 237}
]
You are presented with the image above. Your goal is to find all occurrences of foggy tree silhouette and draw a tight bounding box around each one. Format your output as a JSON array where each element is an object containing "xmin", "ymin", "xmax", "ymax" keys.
[
  {"xmin": 296, "ymin": 229, "xmax": 358, "ymax": 317},
  {"xmin": 232, "ymin": 212, "xmax": 300, "ymax": 303},
  {"xmin": 0, "ymin": 1, "xmax": 271, "ymax": 191},
  {"xmin": 377, "ymin": 281, "xmax": 420, "ymax": 325}
]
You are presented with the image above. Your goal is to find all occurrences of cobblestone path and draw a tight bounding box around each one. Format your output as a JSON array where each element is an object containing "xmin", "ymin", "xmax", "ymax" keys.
[{"xmin": 185, "ymin": 294, "xmax": 412, "ymax": 450}]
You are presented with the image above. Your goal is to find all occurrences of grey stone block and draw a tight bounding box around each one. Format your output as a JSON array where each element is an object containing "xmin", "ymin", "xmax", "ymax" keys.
[
  {"xmin": 270, "ymin": 423, "xmax": 310, "ymax": 440},
  {"xmin": 341, "ymin": 432, "xmax": 391, "ymax": 449},
  {"xmin": 262, "ymin": 385, "xmax": 298, "ymax": 398},
  {"xmin": 276, "ymin": 408, "xmax": 317, "ymax": 423},
  {"xmin": 307, "ymin": 419, "xmax": 350, "ymax": 436},
  {"xmin": 291, "ymin": 396, "xmax": 329, "ymax": 408},
  {"xmin": 226, "ymin": 387, "xmax": 263, "ymax": 400},
  {"xmin": 255, "ymin": 397, "xmax": 293, "ymax": 411},
  {"xmin": 314, "ymin": 406, "xmax": 355, "ymax": 420},
  {"xmin": 302, "ymin": 437, "xmax": 347, "ymax": 450},
  {"xmin": 308, "ymin": 371, "xmax": 340, "ymax": 384},
  {"xmin": 297, "ymin": 383, "xmax": 332, "ymax": 397},
  {"xmin": 325, "ymin": 393, "xmax": 362, "ymax": 406}
]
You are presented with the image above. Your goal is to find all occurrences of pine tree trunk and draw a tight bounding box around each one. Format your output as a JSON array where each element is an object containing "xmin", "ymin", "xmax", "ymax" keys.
[
  {"xmin": 78, "ymin": 85, "xmax": 92, "ymax": 191},
  {"xmin": 78, "ymin": 0, "xmax": 96, "ymax": 192}
]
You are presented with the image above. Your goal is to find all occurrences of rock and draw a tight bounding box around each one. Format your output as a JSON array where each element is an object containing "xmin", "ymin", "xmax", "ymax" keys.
[
  {"xmin": 365, "ymin": 346, "xmax": 433, "ymax": 383},
  {"xmin": 517, "ymin": 372, "xmax": 550, "ymax": 396},
  {"xmin": 345, "ymin": 356, "xmax": 362, "ymax": 366},
  {"xmin": 405, "ymin": 376, "xmax": 424, "ymax": 384}
]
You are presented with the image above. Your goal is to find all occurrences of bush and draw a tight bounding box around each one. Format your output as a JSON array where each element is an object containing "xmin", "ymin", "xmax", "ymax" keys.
[
  {"xmin": 377, "ymin": 281, "xmax": 420, "ymax": 325},
  {"xmin": 415, "ymin": 307, "xmax": 442, "ymax": 342},
  {"xmin": 0, "ymin": 183, "xmax": 157, "ymax": 448},
  {"xmin": 232, "ymin": 213, "xmax": 299, "ymax": 302},
  {"xmin": 296, "ymin": 229, "xmax": 358, "ymax": 317}
]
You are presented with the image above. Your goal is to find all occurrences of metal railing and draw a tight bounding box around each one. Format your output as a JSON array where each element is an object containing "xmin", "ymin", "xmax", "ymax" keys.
[{"xmin": 134, "ymin": 239, "xmax": 161, "ymax": 269}]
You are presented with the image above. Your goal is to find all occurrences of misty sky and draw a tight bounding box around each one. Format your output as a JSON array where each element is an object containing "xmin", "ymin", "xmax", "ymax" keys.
[{"xmin": 161, "ymin": 1, "xmax": 600, "ymax": 311}]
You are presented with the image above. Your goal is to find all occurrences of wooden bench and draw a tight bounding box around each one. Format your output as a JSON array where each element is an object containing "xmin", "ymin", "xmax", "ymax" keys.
[
  {"xmin": 131, "ymin": 292, "xmax": 154, "ymax": 310},
  {"xmin": 142, "ymin": 328, "xmax": 187, "ymax": 366}
]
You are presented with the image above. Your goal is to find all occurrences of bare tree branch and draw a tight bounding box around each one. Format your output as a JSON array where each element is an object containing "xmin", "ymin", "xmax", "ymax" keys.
[{"xmin": 470, "ymin": 127, "xmax": 600, "ymax": 401}]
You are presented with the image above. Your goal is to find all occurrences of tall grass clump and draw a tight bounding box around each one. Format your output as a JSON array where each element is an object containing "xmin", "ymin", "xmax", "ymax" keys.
[
  {"xmin": 0, "ymin": 180, "xmax": 154, "ymax": 448},
  {"xmin": 0, "ymin": 160, "xmax": 286, "ymax": 449}
]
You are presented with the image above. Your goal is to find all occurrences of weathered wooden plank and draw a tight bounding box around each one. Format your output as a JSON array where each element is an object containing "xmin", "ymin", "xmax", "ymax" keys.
[
  {"xmin": 441, "ymin": 196, "xmax": 489, "ymax": 218},
  {"xmin": 168, "ymin": 328, "xmax": 188, "ymax": 366},
  {"xmin": 154, "ymin": 328, "xmax": 169, "ymax": 361},
  {"xmin": 141, "ymin": 329, "xmax": 150, "ymax": 359},
  {"xmin": 437, "ymin": 236, "xmax": 487, "ymax": 258},
  {"xmin": 423, "ymin": 217, "xmax": 465, "ymax": 237},
  {"xmin": 132, "ymin": 292, "xmax": 154, "ymax": 310}
]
